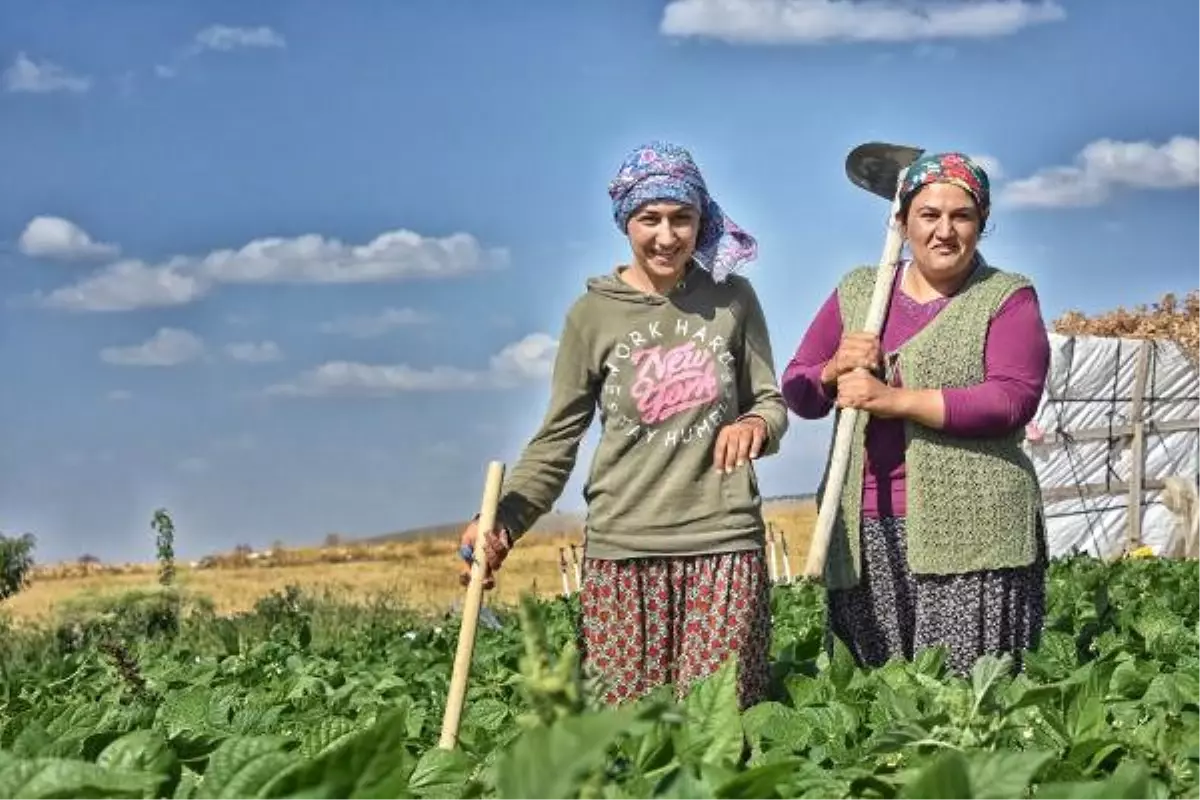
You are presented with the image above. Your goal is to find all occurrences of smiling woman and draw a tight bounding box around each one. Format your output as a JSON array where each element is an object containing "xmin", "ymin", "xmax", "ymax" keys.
[
  {"xmin": 455, "ymin": 140, "xmax": 789, "ymax": 709},
  {"xmin": 782, "ymin": 151, "xmax": 1053, "ymax": 677}
]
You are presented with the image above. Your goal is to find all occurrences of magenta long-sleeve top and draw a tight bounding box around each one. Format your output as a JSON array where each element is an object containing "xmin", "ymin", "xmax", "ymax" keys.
[{"xmin": 781, "ymin": 270, "xmax": 1050, "ymax": 519}]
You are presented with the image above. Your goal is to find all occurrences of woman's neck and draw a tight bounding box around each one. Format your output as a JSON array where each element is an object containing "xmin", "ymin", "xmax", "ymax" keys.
[
  {"xmin": 903, "ymin": 256, "xmax": 976, "ymax": 301},
  {"xmin": 621, "ymin": 260, "xmax": 688, "ymax": 295}
]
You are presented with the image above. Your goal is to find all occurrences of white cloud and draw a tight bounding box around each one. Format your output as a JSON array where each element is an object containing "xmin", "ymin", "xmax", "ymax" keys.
[
  {"xmin": 157, "ymin": 24, "xmax": 286, "ymax": 80},
  {"xmin": 42, "ymin": 259, "xmax": 209, "ymax": 312},
  {"xmin": 660, "ymin": 0, "xmax": 1065, "ymax": 44},
  {"xmin": 999, "ymin": 135, "xmax": 1199, "ymax": 208},
  {"xmin": 225, "ymin": 341, "xmax": 283, "ymax": 363},
  {"xmin": 488, "ymin": 333, "xmax": 559, "ymax": 386},
  {"xmin": 18, "ymin": 216, "xmax": 120, "ymax": 261},
  {"xmin": 268, "ymin": 363, "xmax": 481, "ymax": 396},
  {"xmin": 200, "ymin": 230, "xmax": 501, "ymax": 284},
  {"xmin": 3, "ymin": 53, "xmax": 90, "ymax": 93},
  {"xmin": 39, "ymin": 227, "xmax": 505, "ymax": 312},
  {"xmin": 970, "ymin": 154, "xmax": 1005, "ymax": 181},
  {"xmin": 319, "ymin": 307, "xmax": 435, "ymax": 338},
  {"xmin": 106, "ymin": 389, "xmax": 133, "ymax": 401},
  {"xmin": 99, "ymin": 328, "xmax": 206, "ymax": 367},
  {"xmin": 265, "ymin": 332, "xmax": 559, "ymax": 397},
  {"xmin": 192, "ymin": 25, "xmax": 286, "ymax": 52}
]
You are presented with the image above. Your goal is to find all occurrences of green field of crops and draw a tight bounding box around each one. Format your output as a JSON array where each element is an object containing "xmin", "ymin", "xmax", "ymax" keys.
[{"xmin": 0, "ymin": 555, "xmax": 1196, "ymax": 798}]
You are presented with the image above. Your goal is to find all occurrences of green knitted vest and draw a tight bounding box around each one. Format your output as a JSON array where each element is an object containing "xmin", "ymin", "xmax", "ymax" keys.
[{"xmin": 818, "ymin": 262, "xmax": 1045, "ymax": 590}]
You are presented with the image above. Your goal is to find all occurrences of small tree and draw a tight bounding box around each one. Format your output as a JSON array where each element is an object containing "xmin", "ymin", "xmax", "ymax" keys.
[
  {"xmin": 0, "ymin": 532, "xmax": 36, "ymax": 601},
  {"xmin": 151, "ymin": 508, "xmax": 176, "ymax": 587}
]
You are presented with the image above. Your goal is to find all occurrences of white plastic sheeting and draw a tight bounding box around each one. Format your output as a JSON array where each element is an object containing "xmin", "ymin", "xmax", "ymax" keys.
[{"xmin": 1023, "ymin": 333, "xmax": 1199, "ymax": 560}]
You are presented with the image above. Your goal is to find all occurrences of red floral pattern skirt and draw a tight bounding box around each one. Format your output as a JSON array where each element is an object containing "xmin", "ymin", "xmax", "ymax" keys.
[{"xmin": 577, "ymin": 549, "xmax": 772, "ymax": 709}]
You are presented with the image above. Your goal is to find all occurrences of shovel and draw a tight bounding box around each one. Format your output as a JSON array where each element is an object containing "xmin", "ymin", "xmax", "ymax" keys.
[{"xmin": 802, "ymin": 142, "xmax": 924, "ymax": 580}]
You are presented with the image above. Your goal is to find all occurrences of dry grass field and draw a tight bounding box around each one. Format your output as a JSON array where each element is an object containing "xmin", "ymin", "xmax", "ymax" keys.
[{"xmin": 5, "ymin": 501, "xmax": 816, "ymax": 625}]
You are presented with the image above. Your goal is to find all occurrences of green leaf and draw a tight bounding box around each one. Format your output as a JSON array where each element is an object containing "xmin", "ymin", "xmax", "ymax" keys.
[
  {"xmin": 970, "ymin": 653, "xmax": 1013, "ymax": 715},
  {"xmin": 899, "ymin": 750, "xmax": 972, "ymax": 799},
  {"xmin": 740, "ymin": 702, "xmax": 809, "ymax": 753},
  {"xmin": 296, "ymin": 718, "xmax": 358, "ymax": 760},
  {"xmin": 0, "ymin": 757, "xmax": 164, "ymax": 799},
  {"xmin": 464, "ymin": 698, "xmax": 509, "ymax": 732},
  {"xmin": 964, "ymin": 749, "xmax": 1055, "ymax": 799},
  {"xmin": 97, "ymin": 734, "xmax": 180, "ymax": 796},
  {"xmin": 828, "ymin": 637, "xmax": 857, "ymax": 692},
  {"xmin": 407, "ymin": 747, "xmax": 474, "ymax": 799},
  {"xmin": 494, "ymin": 707, "xmax": 639, "ymax": 799},
  {"xmin": 1066, "ymin": 671, "xmax": 1107, "ymax": 740},
  {"xmin": 158, "ymin": 687, "xmax": 215, "ymax": 739},
  {"xmin": 656, "ymin": 764, "xmax": 715, "ymax": 799},
  {"xmin": 195, "ymin": 736, "xmax": 294, "ymax": 799},
  {"xmin": 1033, "ymin": 759, "xmax": 1153, "ymax": 798},
  {"xmin": 264, "ymin": 707, "xmax": 417, "ymax": 799},
  {"xmin": 713, "ymin": 758, "xmax": 802, "ymax": 798},
  {"xmin": 97, "ymin": 730, "xmax": 179, "ymax": 788},
  {"xmin": 1109, "ymin": 659, "xmax": 1155, "ymax": 699},
  {"xmin": 683, "ymin": 656, "xmax": 745, "ymax": 767}
]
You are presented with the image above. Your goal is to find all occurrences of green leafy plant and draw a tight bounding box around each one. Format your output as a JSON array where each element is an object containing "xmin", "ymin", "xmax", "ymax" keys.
[{"xmin": 0, "ymin": 555, "xmax": 1193, "ymax": 798}]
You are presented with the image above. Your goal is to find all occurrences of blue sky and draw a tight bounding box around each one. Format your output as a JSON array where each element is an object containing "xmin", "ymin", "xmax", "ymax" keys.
[{"xmin": 1, "ymin": 0, "xmax": 1196, "ymax": 564}]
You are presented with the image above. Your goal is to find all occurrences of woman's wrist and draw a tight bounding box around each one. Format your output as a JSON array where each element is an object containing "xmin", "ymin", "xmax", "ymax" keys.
[
  {"xmin": 883, "ymin": 387, "xmax": 945, "ymax": 428},
  {"xmin": 819, "ymin": 358, "xmax": 838, "ymax": 386}
]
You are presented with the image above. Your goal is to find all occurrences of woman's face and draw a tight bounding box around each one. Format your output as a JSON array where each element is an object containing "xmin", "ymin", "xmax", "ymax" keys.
[
  {"xmin": 899, "ymin": 182, "xmax": 984, "ymax": 281},
  {"xmin": 626, "ymin": 201, "xmax": 700, "ymax": 280}
]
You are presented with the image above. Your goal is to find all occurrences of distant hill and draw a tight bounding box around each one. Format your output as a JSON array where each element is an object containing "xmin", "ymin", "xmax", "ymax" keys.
[
  {"xmin": 357, "ymin": 510, "xmax": 586, "ymax": 545},
  {"xmin": 356, "ymin": 494, "xmax": 815, "ymax": 545}
]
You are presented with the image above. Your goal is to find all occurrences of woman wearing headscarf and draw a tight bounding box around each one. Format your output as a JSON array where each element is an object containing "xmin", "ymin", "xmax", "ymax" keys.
[
  {"xmin": 781, "ymin": 152, "xmax": 1051, "ymax": 676},
  {"xmin": 457, "ymin": 140, "xmax": 788, "ymax": 708}
]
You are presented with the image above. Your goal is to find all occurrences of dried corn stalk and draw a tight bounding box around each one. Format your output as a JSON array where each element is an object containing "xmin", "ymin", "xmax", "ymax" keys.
[{"xmin": 1052, "ymin": 290, "xmax": 1199, "ymax": 362}]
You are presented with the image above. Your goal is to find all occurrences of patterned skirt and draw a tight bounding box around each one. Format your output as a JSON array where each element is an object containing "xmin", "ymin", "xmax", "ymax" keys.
[
  {"xmin": 578, "ymin": 549, "xmax": 772, "ymax": 709},
  {"xmin": 826, "ymin": 516, "xmax": 1046, "ymax": 676}
]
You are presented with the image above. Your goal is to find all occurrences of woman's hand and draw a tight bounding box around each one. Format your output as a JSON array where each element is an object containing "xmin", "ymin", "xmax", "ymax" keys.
[
  {"xmin": 820, "ymin": 332, "xmax": 882, "ymax": 385},
  {"xmin": 457, "ymin": 519, "xmax": 512, "ymax": 590},
  {"xmin": 836, "ymin": 373, "xmax": 947, "ymax": 428},
  {"xmin": 836, "ymin": 371, "xmax": 901, "ymax": 418},
  {"xmin": 713, "ymin": 415, "xmax": 769, "ymax": 473}
]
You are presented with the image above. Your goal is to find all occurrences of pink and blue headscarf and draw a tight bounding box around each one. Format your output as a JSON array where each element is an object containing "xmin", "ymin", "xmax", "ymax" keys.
[{"xmin": 607, "ymin": 141, "xmax": 757, "ymax": 284}]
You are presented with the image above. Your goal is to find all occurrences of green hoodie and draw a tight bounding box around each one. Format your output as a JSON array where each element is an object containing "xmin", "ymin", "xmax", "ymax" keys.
[{"xmin": 495, "ymin": 265, "xmax": 789, "ymax": 560}]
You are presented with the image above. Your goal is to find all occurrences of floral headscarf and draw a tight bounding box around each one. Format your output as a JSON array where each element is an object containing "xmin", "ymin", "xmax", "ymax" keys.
[
  {"xmin": 607, "ymin": 141, "xmax": 757, "ymax": 283},
  {"xmin": 899, "ymin": 152, "xmax": 991, "ymax": 216}
]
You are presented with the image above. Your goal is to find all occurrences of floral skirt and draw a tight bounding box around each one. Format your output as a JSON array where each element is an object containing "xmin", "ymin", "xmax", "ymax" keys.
[
  {"xmin": 578, "ymin": 549, "xmax": 772, "ymax": 709},
  {"xmin": 826, "ymin": 515, "xmax": 1047, "ymax": 676}
]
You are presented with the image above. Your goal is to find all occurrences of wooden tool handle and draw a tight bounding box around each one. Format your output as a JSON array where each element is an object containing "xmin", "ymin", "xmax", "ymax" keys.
[
  {"xmin": 803, "ymin": 184, "xmax": 907, "ymax": 580},
  {"xmin": 438, "ymin": 460, "xmax": 506, "ymax": 750}
]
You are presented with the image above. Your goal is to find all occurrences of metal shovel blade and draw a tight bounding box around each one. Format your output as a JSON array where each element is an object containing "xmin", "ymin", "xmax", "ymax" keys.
[{"xmin": 846, "ymin": 142, "xmax": 925, "ymax": 200}]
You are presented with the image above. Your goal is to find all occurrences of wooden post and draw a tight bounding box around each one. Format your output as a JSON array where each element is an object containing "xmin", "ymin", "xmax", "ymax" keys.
[{"xmin": 1126, "ymin": 341, "xmax": 1151, "ymax": 553}]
